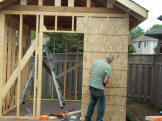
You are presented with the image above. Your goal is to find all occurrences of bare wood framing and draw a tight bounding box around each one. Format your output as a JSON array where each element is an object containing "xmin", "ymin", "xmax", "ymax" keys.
[
  {"xmin": 64, "ymin": 42, "xmax": 68, "ymax": 100},
  {"xmin": 0, "ymin": 13, "xmax": 5, "ymax": 116},
  {"xmin": 87, "ymin": 0, "xmax": 91, "ymax": 7},
  {"xmin": 38, "ymin": 0, "xmax": 42, "ymax": 6},
  {"xmin": 20, "ymin": 0, "xmax": 27, "ymax": 5},
  {"xmin": 55, "ymin": 15, "xmax": 57, "ymax": 31},
  {"xmin": 75, "ymin": 35, "xmax": 79, "ymax": 100},
  {"xmin": 55, "ymin": 0, "xmax": 61, "ymax": 7},
  {"xmin": 68, "ymin": 0, "xmax": 74, "ymax": 7},
  {"xmin": 17, "ymin": 14, "xmax": 23, "ymax": 117},
  {"xmin": 36, "ymin": 15, "xmax": 43, "ymax": 118},
  {"xmin": 107, "ymin": 0, "xmax": 113, "ymax": 8},
  {"xmin": 57, "ymin": 62, "xmax": 83, "ymax": 79},
  {"xmin": 33, "ymin": 15, "xmax": 39, "ymax": 118},
  {"xmin": 72, "ymin": 16, "xmax": 74, "ymax": 31}
]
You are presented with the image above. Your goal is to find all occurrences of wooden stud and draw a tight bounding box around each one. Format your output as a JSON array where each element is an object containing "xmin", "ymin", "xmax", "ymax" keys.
[
  {"xmin": 107, "ymin": 0, "xmax": 113, "ymax": 8},
  {"xmin": 55, "ymin": 0, "xmax": 61, "ymax": 6},
  {"xmin": 55, "ymin": 16, "xmax": 57, "ymax": 31},
  {"xmin": 33, "ymin": 15, "xmax": 39, "ymax": 118},
  {"xmin": 72, "ymin": 16, "xmax": 74, "ymax": 32},
  {"xmin": 6, "ymin": 22, "xmax": 12, "ymax": 110},
  {"xmin": 36, "ymin": 15, "xmax": 43, "ymax": 118},
  {"xmin": 64, "ymin": 42, "xmax": 68, "ymax": 100},
  {"xmin": 68, "ymin": 0, "xmax": 74, "ymax": 7},
  {"xmin": 0, "ymin": 13, "xmax": 6, "ymax": 116},
  {"xmin": 87, "ymin": 0, "xmax": 91, "ymax": 7},
  {"xmin": 17, "ymin": 14, "xmax": 23, "ymax": 117},
  {"xmin": 38, "ymin": 0, "xmax": 42, "ymax": 6},
  {"xmin": 20, "ymin": 0, "xmax": 27, "ymax": 5},
  {"xmin": 75, "ymin": 35, "xmax": 79, "ymax": 100}
]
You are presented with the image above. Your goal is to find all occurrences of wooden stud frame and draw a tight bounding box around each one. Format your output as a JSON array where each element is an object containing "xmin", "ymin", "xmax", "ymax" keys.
[{"xmin": 0, "ymin": 4, "xmax": 129, "ymax": 120}]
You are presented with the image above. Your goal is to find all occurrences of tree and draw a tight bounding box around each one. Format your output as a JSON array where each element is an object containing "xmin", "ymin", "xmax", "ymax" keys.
[
  {"xmin": 146, "ymin": 24, "xmax": 162, "ymax": 33},
  {"xmin": 130, "ymin": 26, "xmax": 144, "ymax": 41},
  {"xmin": 128, "ymin": 45, "xmax": 136, "ymax": 53}
]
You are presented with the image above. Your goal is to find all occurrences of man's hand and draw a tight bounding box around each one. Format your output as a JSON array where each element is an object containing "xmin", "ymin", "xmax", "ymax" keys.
[{"xmin": 103, "ymin": 76, "xmax": 109, "ymax": 86}]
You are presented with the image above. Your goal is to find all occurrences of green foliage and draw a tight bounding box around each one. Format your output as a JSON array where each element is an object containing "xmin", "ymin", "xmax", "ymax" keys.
[
  {"xmin": 126, "ymin": 112, "xmax": 136, "ymax": 121},
  {"xmin": 128, "ymin": 45, "xmax": 136, "ymax": 53},
  {"xmin": 130, "ymin": 26, "xmax": 144, "ymax": 41},
  {"xmin": 46, "ymin": 33, "xmax": 83, "ymax": 53},
  {"xmin": 146, "ymin": 24, "xmax": 162, "ymax": 33}
]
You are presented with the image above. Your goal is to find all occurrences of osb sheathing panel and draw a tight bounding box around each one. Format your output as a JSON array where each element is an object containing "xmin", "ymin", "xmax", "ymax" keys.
[
  {"xmin": 83, "ymin": 52, "xmax": 128, "ymax": 70},
  {"xmin": 76, "ymin": 17, "xmax": 129, "ymax": 35},
  {"xmin": 77, "ymin": 16, "xmax": 129, "ymax": 121},
  {"xmin": 82, "ymin": 94, "xmax": 126, "ymax": 105},
  {"xmin": 82, "ymin": 86, "xmax": 127, "ymax": 96},
  {"xmin": 82, "ymin": 69, "xmax": 127, "ymax": 87},
  {"xmin": 84, "ymin": 35, "xmax": 129, "ymax": 53},
  {"xmin": 82, "ymin": 104, "xmax": 126, "ymax": 121}
]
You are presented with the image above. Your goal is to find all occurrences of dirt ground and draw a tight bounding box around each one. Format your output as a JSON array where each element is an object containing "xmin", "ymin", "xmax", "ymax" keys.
[{"xmin": 127, "ymin": 103, "xmax": 158, "ymax": 121}]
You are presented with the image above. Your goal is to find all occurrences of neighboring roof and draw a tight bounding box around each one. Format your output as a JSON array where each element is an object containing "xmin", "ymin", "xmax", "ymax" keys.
[
  {"xmin": 133, "ymin": 35, "xmax": 158, "ymax": 42},
  {"xmin": 145, "ymin": 28, "xmax": 162, "ymax": 39}
]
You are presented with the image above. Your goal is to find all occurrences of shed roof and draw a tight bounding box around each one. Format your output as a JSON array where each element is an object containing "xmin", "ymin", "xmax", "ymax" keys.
[
  {"xmin": 0, "ymin": 0, "xmax": 148, "ymax": 29},
  {"xmin": 133, "ymin": 35, "xmax": 158, "ymax": 42}
]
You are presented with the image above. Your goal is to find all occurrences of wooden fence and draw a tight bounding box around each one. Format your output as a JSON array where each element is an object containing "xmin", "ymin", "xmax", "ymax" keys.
[
  {"xmin": 127, "ymin": 54, "xmax": 162, "ymax": 107},
  {"xmin": 30, "ymin": 53, "xmax": 83, "ymax": 100}
]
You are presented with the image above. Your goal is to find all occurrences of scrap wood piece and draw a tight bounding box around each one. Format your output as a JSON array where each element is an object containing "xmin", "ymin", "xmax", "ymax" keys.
[
  {"xmin": 146, "ymin": 116, "xmax": 162, "ymax": 121},
  {"xmin": 63, "ymin": 110, "xmax": 81, "ymax": 116},
  {"xmin": 43, "ymin": 60, "xmax": 75, "ymax": 100}
]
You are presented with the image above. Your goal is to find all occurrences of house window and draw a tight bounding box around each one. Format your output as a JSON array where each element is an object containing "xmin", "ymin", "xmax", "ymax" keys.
[
  {"xmin": 144, "ymin": 41, "xmax": 148, "ymax": 48},
  {"xmin": 138, "ymin": 42, "xmax": 141, "ymax": 48}
]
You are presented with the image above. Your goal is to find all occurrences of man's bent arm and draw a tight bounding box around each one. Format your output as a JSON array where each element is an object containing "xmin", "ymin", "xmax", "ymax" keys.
[{"xmin": 104, "ymin": 76, "xmax": 109, "ymax": 85}]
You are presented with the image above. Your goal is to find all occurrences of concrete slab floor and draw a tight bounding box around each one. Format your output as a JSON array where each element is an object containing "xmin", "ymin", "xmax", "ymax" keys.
[{"xmin": 2, "ymin": 100, "xmax": 81, "ymax": 121}]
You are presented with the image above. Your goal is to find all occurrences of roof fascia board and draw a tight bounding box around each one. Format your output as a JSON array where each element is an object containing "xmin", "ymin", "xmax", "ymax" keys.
[{"xmin": 116, "ymin": 0, "xmax": 148, "ymax": 19}]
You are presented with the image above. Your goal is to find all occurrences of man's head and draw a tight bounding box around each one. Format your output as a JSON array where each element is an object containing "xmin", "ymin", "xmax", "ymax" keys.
[{"xmin": 106, "ymin": 55, "xmax": 114, "ymax": 64}]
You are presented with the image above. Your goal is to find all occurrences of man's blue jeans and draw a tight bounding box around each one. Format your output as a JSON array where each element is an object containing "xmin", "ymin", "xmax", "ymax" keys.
[{"xmin": 85, "ymin": 86, "xmax": 105, "ymax": 121}]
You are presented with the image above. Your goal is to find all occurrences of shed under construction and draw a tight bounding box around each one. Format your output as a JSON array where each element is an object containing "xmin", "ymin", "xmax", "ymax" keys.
[{"xmin": 0, "ymin": 0, "xmax": 148, "ymax": 120}]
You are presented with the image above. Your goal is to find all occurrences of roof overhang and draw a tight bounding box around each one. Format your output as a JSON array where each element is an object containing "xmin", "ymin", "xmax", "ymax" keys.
[{"xmin": 114, "ymin": 0, "xmax": 148, "ymax": 30}]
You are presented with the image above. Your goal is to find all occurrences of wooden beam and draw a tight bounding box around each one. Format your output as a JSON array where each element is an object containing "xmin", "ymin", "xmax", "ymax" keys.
[
  {"xmin": 115, "ymin": 0, "xmax": 148, "ymax": 19},
  {"xmin": 33, "ymin": 15, "xmax": 39, "ymax": 118},
  {"xmin": 0, "ymin": 13, "xmax": 5, "ymax": 116},
  {"xmin": 52, "ymin": 34, "xmax": 83, "ymax": 48},
  {"xmin": 0, "ymin": 67, "xmax": 18, "ymax": 101},
  {"xmin": 3, "ymin": 5, "xmax": 126, "ymax": 14},
  {"xmin": 63, "ymin": 42, "xmax": 67, "ymax": 100},
  {"xmin": 87, "ymin": 0, "xmax": 91, "ymax": 7},
  {"xmin": 17, "ymin": 14, "xmax": 23, "ymax": 117},
  {"xmin": 43, "ymin": 61, "xmax": 75, "ymax": 100},
  {"xmin": 20, "ymin": 0, "xmax": 27, "ymax": 5},
  {"xmin": 57, "ymin": 62, "xmax": 82, "ymax": 79},
  {"xmin": 36, "ymin": 15, "xmax": 43, "ymax": 118},
  {"xmin": 20, "ymin": 40, "xmax": 36, "ymax": 70},
  {"xmin": 55, "ymin": 0, "xmax": 61, "ymax": 6},
  {"xmin": 38, "ymin": 0, "xmax": 42, "ymax": 6},
  {"xmin": 68, "ymin": 0, "xmax": 74, "ymax": 7},
  {"xmin": 107, "ymin": 0, "xmax": 113, "ymax": 8},
  {"xmin": 0, "ymin": 0, "xmax": 19, "ymax": 9}
]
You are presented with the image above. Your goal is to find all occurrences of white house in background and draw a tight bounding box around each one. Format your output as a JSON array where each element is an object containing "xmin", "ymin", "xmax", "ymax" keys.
[{"xmin": 132, "ymin": 35, "xmax": 158, "ymax": 54}]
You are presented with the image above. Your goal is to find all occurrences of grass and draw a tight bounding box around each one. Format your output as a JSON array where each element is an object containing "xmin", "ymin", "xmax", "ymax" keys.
[{"xmin": 126, "ymin": 111, "xmax": 136, "ymax": 121}]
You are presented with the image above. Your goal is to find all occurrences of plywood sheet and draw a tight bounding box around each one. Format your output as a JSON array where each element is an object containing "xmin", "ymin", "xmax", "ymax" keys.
[
  {"xmin": 82, "ymin": 86, "xmax": 126, "ymax": 96},
  {"xmin": 81, "ymin": 103, "xmax": 126, "ymax": 121},
  {"xmin": 82, "ymin": 69, "xmax": 127, "ymax": 87},
  {"xmin": 77, "ymin": 17, "xmax": 129, "ymax": 35},
  {"xmin": 83, "ymin": 52, "xmax": 128, "ymax": 70},
  {"xmin": 84, "ymin": 35, "xmax": 129, "ymax": 53},
  {"xmin": 82, "ymin": 94, "xmax": 126, "ymax": 106}
]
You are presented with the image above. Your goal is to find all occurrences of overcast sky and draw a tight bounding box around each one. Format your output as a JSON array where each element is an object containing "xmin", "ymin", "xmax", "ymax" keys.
[{"xmin": 133, "ymin": 0, "xmax": 162, "ymax": 31}]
